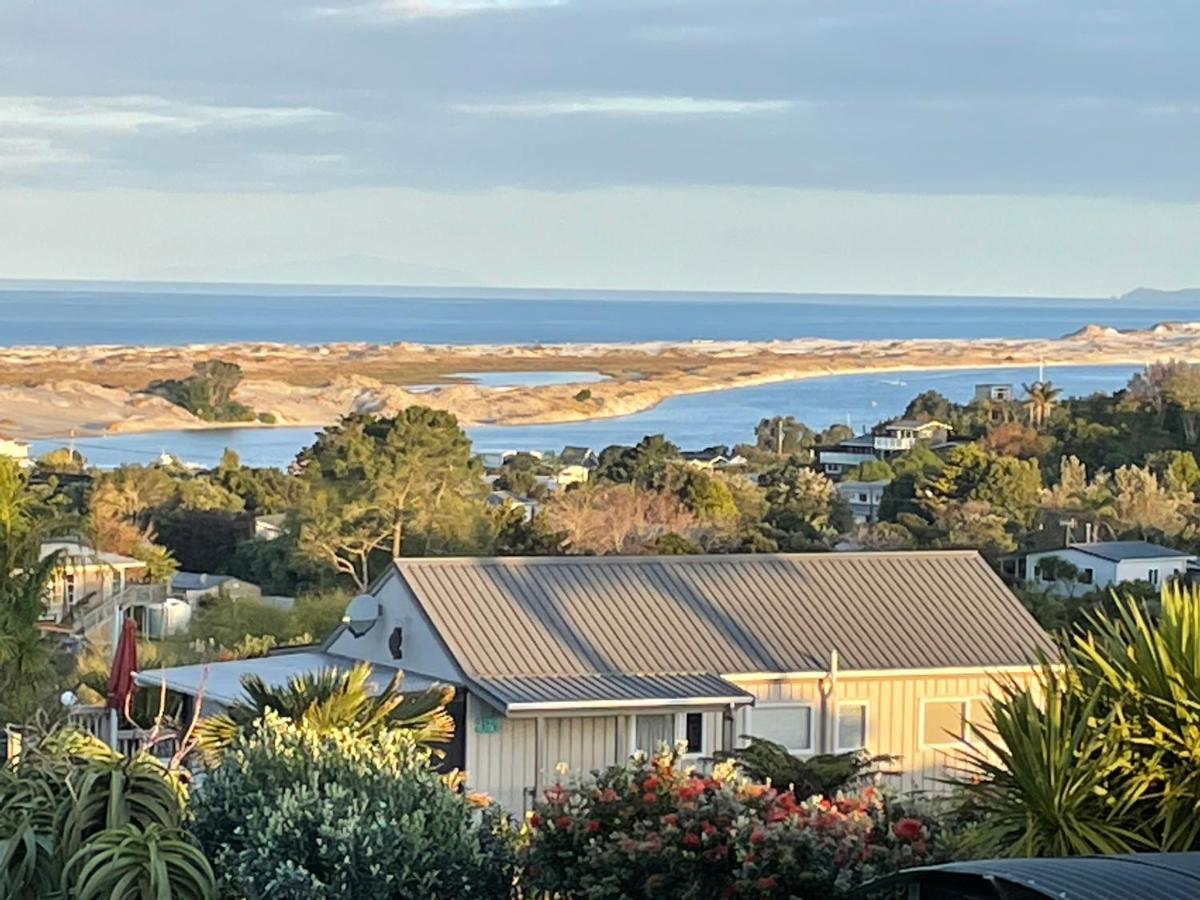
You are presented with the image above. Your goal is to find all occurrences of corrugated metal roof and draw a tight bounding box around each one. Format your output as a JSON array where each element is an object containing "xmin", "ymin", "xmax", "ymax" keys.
[
  {"xmin": 393, "ymin": 551, "xmax": 1054, "ymax": 679},
  {"xmin": 134, "ymin": 651, "xmax": 449, "ymax": 706},
  {"xmin": 1070, "ymin": 541, "xmax": 1194, "ymax": 562},
  {"xmin": 901, "ymin": 853, "xmax": 1200, "ymax": 899},
  {"xmin": 475, "ymin": 672, "xmax": 753, "ymax": 709}
]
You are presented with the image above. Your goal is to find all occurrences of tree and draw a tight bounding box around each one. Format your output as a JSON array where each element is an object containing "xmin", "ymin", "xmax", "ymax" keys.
[
  {"xmin": 759, "ymin": 460, "xmax": 850, "ymax": 549},
  {"xmin": 0, "ymin": 459, "xmax": 70, "ymax": 721},
  {"xmin": 1032, "ymin": 554, "xmax": 1084, "ymax": 597},
  {"xmin": 593, "ymin": 434, "xmax": 680, "ymax": 488},
  {"xmin": 844, "ymin": 459, "xmax": 895, "ymax": 482},
  {"xmin": 929, "ymin": 499, "xmax": 1016, "ymax": 558},
  {"xmin": 904, "ymin": 390, "xmax": 953, "ymax": 423},
  {"xmin": 36, "ymin": 446, "xmax": 86, "ymax": 474},
  {"xmin": 753, "ymin": 417, "xmax": 813, "ymax": 456},
  {"xmin": 148, "ymin": 359, "xmax": 255, "ymax": 422},
  {"xmin": 674, "ymin": 468, "xmax": 738, "ymax": 523},
  {"xmin": 295, "ymin": 409, "xmax": 483, "ymax": 585},
  {"xmin": 543, "ymin": 484, "xmax": 696, "ymax": 555},
  {"xmin": 1022, "ymin": 380, "xmax": 1062, "ymax": 429},
  {"xmin": 983, "ymin": 422, "xmax": 1052, "ymax": 460}
]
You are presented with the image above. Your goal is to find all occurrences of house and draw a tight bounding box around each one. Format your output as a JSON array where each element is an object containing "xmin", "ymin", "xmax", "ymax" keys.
[
  {"xmin": 680, "ymin": 449, "xmax": 748, "ymax": 470},
  {"xmin": 835, "ymin": 479, "xmax": 890, "ymax": 524},
  {"xmin": 485, "ymin": 490, "xmax": 538, "ymax": 522},
  {"xmin": 1024, "ymin": 541, "xmax": 1195, "ymax": 595},
  {"xmin": 137, "ymin": 551, "xmax": 1051, "ymax": 813},
  {"xmin": 170, "ymin": 572, "xmax": 262, "ymax": 605},
  {"xmin": 39, "ymin": 540, "xmax": 146, "ymax": 624},
  {"xmin": 973, "ymin": 384, "xmax": 1014, "ymax": 403},
  {"xmin": 559, "ymin": 446, "xmax": 598, "ymax": 469},
  {"xmin": 0, "ymin": 436, "xmax": 32, "ymax": 468},
  {"xmin": 819, "ymin": 419, "xmax": 952, "ymax": 477},
  {"xmin": 253, "ymin": 514, "xmax": 288, "ymax": 541}
]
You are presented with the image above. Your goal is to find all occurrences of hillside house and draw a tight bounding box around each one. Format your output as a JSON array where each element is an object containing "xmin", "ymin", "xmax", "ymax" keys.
[
  {"xmin": 170, "ymin": 572, "xmax": 262, "ymax": 605},
  {"xmin": 835, "ymin": 479, "xmax": 890, "ymax": 524},
  {"xmin": 1024, "ymin": 541, "xmax": 1195, "ymax": 595},
  {"xmin": 139, "ymin": 551, "xmax": 1050, "ymax": 812},
  {"xmin": 0, "ymin": 436, "xmax": 32, "ymax": 468},
  {"xmin": 973, "ymin": 384, "xmax": 1014, "ymax": 403},
  {"xmin": 39, "ymin": 540, "xmax": 145, "ymax": 624},
  {"xmin": 819, "ymin": 419, "xmax": 952, "ymax": 477}
]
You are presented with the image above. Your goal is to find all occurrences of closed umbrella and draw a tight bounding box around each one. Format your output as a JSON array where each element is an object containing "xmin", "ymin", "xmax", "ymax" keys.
[{"xmin": 107, "ymin": 616, "xmax": 139, "ymax": 713}]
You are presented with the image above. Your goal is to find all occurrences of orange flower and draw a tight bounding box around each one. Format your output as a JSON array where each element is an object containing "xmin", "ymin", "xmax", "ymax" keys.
[{"xmin": 892, "ymin": 818, "xmax": 923, "ymax": 841}]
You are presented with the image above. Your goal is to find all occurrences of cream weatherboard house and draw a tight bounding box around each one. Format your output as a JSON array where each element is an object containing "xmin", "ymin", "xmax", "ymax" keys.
[{"xmin": 138, "ymin": 551, "xmax": 1052, "ymax": 813}]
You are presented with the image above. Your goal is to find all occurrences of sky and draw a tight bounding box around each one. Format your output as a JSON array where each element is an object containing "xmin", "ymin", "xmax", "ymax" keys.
[{"xmin": 0, "ymin": 0, "xmax": 1196, "ymax": 296}]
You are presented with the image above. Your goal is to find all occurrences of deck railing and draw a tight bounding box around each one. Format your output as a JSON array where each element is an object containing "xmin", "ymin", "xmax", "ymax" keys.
[{"xmin": 76, "ymin": 583, "xmax": 169, "ymax": 640}]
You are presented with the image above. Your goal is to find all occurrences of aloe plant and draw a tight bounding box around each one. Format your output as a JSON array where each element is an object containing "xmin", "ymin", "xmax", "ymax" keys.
[{"xmin": 62, "ymin": 824, "xmax": 214, "ymax": 900}]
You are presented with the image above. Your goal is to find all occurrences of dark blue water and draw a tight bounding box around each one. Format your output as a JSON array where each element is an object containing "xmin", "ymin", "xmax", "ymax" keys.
[
  {"xmin": 31, "ymin": 364, "xmax": 1139, "ymax": 469},
  {"xmin": 0, "ymin": 285, "xmax": 1196, "ymax": 346}
]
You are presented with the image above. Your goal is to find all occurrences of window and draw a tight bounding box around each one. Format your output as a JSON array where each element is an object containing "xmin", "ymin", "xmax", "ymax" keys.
[
  {"xmin": 835, "ymin": 702, "xmax": 868, "ymax": 751},
  {"xmin": 683, "ymin": 713, "xmax": 703, "ymax": 755},
  {"xmin": 634, "ymin": 714, "xmax": 675, "ymax": 753},
  {"xmin": 857, "ymin": 493, "xmax": 869, "ymax": 503},
  {"xmin": 1149, "ymin": 568, "xmax": 1160, "ymax": 586},
  {"xmin": 1081, "ymin": 568, "xmax": 1094, "ymax": 585},
  {"xmin": 921, "ymin": 700, "xmax": 970, "ymax": 748},
  {"xmin": 750, "ymin": 704, "xmax": 814, "ymax": 754}
]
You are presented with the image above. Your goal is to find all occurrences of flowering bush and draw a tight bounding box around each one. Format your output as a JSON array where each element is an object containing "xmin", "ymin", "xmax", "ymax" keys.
[{"xmin": 520, "ymin": 750, "xmax": 940, "ymax": 899}]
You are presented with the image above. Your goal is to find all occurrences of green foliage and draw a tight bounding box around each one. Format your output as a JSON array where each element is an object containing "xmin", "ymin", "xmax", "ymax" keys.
[
  {"xmin": 0, "ymin": 728, "xmax": 206, "ymax": 900},
  {"xmin": 758, "ymin": 459, "xmax": 849, "ymax": 549},
  {"xmin": 35, "ymin": 448, "xmax": 85, "ymax": 475},
  {"xmin": 190, "ymin": 713, "xmax": 511, "ymax": 900},
  {"xmin": 295, "ymin": 409, "xmax": 484, "ymax": 587},
  {"xmin": 754, "ymin": 416, "xmax": 814, "ymax": 456},
  {"xmin": 715, "ymin": 737, "xmax": 895, "ymax": 801},
  {"xmin": 149, "ymin": 359, "xmax": 255, "ymax": 422},
  {"xmin": 675, "ymin": 467, "xmax": 739, "ymax": 522},
  {"xmin": 959, "ymin": 585, "xmax": 1200, "ymax": 857},
  {"xmin": 844, "ymin": 459, "xmax": 895, "ymax": 482},
  {"xmin": 594, "ymin": 434, "xmax": 681, "ymax": 488},
  {"xmin": 574, "ymin": 388, "xmax": 593, "ymax": 402},
  {"xmin": 196, "ymin": 662, "xmax": 455, "ymax": 765},
  {"xmin": 62, "ymin": 824, "xmax": 214, "ymax": 900},
  {"xmin": 904, "ymin": 390, "xmax": 953, "ymax": 422}
]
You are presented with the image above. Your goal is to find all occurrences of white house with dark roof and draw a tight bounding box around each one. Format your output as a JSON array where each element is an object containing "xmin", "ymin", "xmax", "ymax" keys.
[
  {"xmin": 138, "ymin": 551, "xmax": 1051, "ymax": 812},
  {"xmin": 1025, "ymin": 541, "xmax": 1195, "ymax": 595}
]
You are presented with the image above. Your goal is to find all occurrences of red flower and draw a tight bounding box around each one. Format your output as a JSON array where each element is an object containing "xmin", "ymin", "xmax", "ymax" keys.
[
  {"xmin": 755, "ymin": 876, "xmax": 778, "ymax": 892},
  {"xmin": 529, "ymin": 813, "xmax": 542, "ymax": 829},
  {"xmin": 586, "ymin": 819, "xmax": 601, "ymax": 833},
  {"xmin": 701, "ymin": 821, "xmax": 717, "ymax": 836},
  {"xmin": 643, "ymin": 775, "xmax": 660, "ymax": 791},
  {"xmin": 554, "ymin": 816, "xmax": 573, "ymax": 830},
  {"xmin": 663, "ymin": 814, "xmax": 679, "ymax": 827},
  {"xmin": 683, "ymin": 832, "xmax": 701, "ymax": 848},
  {"xmin": 642, "ymin": 792, "xmax": 658, "ymax": 804},
  {"xmin": 892, "ymin": 818, "xmax": 923, "ymax": 841},
  {"xmin": 750, "ymin": 828, "xmax": 766, "ymax": 845},
  {"xmin": 599, "ymin": 788, "xmax": 619, "ymax": 803}
]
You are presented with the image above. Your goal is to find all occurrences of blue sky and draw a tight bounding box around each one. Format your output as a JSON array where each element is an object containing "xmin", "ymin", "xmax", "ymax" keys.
[{"xmin": 0, "ymin": 0, "xmax": 1196, "ymax": 295}]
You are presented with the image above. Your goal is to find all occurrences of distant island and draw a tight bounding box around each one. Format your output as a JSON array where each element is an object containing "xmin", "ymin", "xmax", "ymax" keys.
[
  {"xmin": 1119, "ymin": 287, "xmax": 1200, "ymax": 302},
  {"xmin": 6, "ymin": 323, "xmax": 1200, "ymax": 440}
]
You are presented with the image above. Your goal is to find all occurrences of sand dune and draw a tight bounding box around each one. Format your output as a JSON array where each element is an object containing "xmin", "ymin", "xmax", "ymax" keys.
[{"xmin": 2, "ymin": 323, "xmax": 1197, "ymax": 439}]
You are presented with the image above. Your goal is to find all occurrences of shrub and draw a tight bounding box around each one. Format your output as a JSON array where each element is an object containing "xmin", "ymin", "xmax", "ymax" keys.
[
  {"xmin": 957, "ymin": 585, "xmax": 1200, "ymax": 857},
  {"xmin": 520, "ymin": 749, "xmax": 940, "ymax": 899},
  {"xmin": 715, "ymin": 737, "xmax": 897, "ymax": 801},
  {"xmin": 190, "ymin": 713, "xmax": 513, "ymax": 899}
]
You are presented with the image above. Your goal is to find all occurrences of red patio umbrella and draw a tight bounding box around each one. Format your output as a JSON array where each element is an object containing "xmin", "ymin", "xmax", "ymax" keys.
[{"xmin": 106, "ymin": 616, "xmax": 139, "ymax": 713}]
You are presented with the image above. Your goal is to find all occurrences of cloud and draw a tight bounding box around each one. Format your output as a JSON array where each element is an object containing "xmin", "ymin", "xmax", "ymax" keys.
[
  {"xmin": 0, "ymin": 137, "xmax": 87, "ymax": 169},
  {"xmin": 453, "ymin": 95, "xmax": 794, "ymax": 117},
  {"xmin": 0, "ymin": 96, "xmax": 331, "ymax": 135},
  {"xmin": 312, "ymin": 0, "xmax": 564, "ymax": 21}
]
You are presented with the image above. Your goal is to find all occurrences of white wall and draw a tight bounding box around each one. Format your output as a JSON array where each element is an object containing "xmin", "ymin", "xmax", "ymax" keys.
[
  {"xmin": 325, "ymin": 570, "xmax": 464, "ymax": 682},
  {"xmin": 1027, "ymin": 549, "xmax": 1190, "ymax": 595}
]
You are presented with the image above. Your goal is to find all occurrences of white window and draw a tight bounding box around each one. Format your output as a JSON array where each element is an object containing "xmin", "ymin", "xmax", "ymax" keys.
[
  {"xmin": 921, "ymin": 699, "xmax": 973, "ymax": 749},
  {"xmin": 835, "ymin": 702, "xmax": 868, "ymax": 752},
  {"xmin": 750, "ymin": 704, "xmax": 814, "ymax": 754},
  {"xmin": 631, "ymin": 713, "xmax": 707, "ymax": 756},
  {"xmin": 634, "ymin": 714, "xmax": 675, "ymax": 753}
]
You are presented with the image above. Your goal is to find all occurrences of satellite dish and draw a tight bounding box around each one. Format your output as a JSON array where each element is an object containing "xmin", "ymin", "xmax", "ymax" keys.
[{"xmin": 342, "ymin": 594, "xmax": 382, "ymax": 638}]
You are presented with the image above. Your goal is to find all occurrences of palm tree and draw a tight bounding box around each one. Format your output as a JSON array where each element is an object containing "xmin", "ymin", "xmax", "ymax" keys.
[
  {"xmin": 196, "ymin": 662, "xmax": 454, "ymax": 763},
  {"xmin": 1022, "ymin": 380, "xmax": 1062, "ymax": 429}
]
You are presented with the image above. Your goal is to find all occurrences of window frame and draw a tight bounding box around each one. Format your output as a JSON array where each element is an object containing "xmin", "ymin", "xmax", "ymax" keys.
[
  {"xmin": 629, "ymin": 712, "xmax": 708, "ymax": 757},
  {"xmin": 834, "ymin": 700, "xmax": 869, "ymax": 753},
  {"xmin": 631, "ymin": 713, "xmax": 677, "ymax": 755},
  {"xmin": 748, "ymin": 702, "xmax": 816, "ymax": 756},
  {"xmin": 677, "ymin": 711, "xmax": 706, "ymax": 758},
  {"xmin": 919, "ymin": 697, "xmax": 981, "ymax": 750}
]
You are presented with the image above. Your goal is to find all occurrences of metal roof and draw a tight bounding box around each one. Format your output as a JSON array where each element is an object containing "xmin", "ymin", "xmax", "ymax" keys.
[
  {"xmin": 393, "ymin": 551, "xmax": 1054, "ymax": 680},
  {"xmin": 1068, "ymin": 541, "xmax": 1194, "ymax": 562},
  {"xmin": 896, "ymin": 853, "xmax": 1200, "ymax": 899},
  {"xmin": 475, "ymin": 672, "xmax": 753, "ymax": 712},
  {"xmin": 133, "ymin": 650, "xmax": 449, "ymax": 706}
]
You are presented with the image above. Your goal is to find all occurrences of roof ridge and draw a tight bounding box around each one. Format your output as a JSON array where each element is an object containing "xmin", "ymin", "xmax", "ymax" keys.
[
  {"xmin": 477, "ymin": 670, "xmax": 725, "ymax": 680},
  {"xmin": 393, "ymin": 549, "xmax": 981, "ymax": 566}
]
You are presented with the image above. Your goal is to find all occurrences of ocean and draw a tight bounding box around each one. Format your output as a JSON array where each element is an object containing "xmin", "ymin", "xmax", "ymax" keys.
[{"xmin": 7, "ymin": 284, "xmax": 1196, "ymax": 467}]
